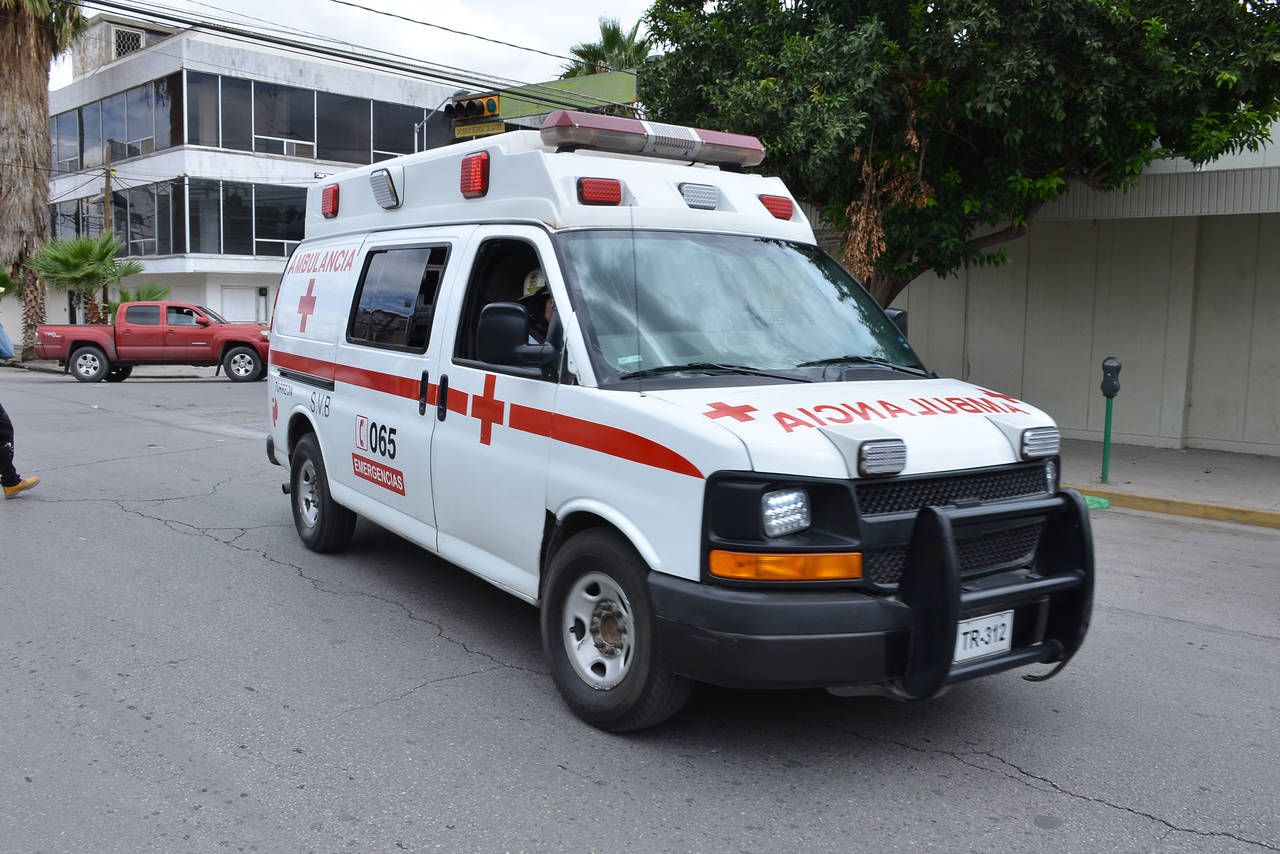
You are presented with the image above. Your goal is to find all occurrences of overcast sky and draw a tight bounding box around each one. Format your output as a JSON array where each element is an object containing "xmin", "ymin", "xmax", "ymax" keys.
[{"xmin": 52, "ymin": 0, "xmax": 656, "ymax": 90}]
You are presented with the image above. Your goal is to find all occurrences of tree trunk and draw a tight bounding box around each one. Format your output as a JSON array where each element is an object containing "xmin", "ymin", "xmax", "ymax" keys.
[{"xmin": 0, "ymin": 8, "xmax": 56, "ymax": 359}]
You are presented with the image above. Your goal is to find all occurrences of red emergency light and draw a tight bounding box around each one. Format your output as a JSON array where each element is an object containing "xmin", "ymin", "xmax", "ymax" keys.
[
  {"xmin": 758, "ymin": 194, "xmax": 794, "ymax": 220},
  {"xmin": 320, "ymin": 184, "xmax": 339, "ymax": 218},
  {"xmin": 540, "ymin": 110, "xmax": 765, "ymax": 168},
  {"xmin": 460, "ymin": 151, "xmax": 489, "ymax": 198},
  {"xmin": 577, "ymin": 177, "xmax": 622, "ymax": 205}
]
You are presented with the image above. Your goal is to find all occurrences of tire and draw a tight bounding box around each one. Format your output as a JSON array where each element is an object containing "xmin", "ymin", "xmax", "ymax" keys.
[
  {"xmin": 541, "ymin": 529, "xmax": 693, "ymax": 732},
  {"xmin": 70, "ymin": 345, "xmax": 109, "ymax": 382},
  {"xmin": 290, "ymin": 433, "xmax": 356, "ymax": 552},
  {"xmin": 223, "ymin": 345, "xmax": 262, "ymax": 383},
  {"xmin": 105, "ymin": 366, "xmax": 133, "ymax": 383}
]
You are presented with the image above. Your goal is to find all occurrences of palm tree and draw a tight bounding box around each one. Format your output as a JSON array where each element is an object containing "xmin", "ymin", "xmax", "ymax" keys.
[
  {"xmin": 561, "ymin": 17, "xmax": 650, "ymax": 78},
  {"xmin": 0, "ymin": 1, "xmax": 85, "ymax": 357},
  {"xmin": 27, "ymin": 232, "xmax": 144, "ymax": 324}
]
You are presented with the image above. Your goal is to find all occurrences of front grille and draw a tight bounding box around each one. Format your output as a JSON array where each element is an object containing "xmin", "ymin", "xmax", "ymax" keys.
[
  {"xmin": 855, "ymin": 465, "xmax": 1046, "ymax": 516},
  {"xmin": 863, "ymin": 521, "xmax": 1045, "ymax": 585}
]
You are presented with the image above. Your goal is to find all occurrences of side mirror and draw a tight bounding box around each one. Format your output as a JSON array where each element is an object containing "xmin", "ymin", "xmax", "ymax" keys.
[
  {"xmin": 477, "ymin": 302, "xmax": 557, "ymax": 369},
  {"xmin": 195, "ymin": 316, "xmax": 211, "ymax": 327},
  {"xmin": 884, "ymin": 308, "xmax": 908, "ymax": 338}
]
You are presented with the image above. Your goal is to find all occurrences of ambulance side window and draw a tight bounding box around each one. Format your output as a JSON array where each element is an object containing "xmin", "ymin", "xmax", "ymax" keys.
[
  {"xmin": 347, "ymin": 245, "xmax": 448, "ymax": 352},
  {"xmin": 454, "ymin": 237, "xmax": 551, "ymax": 372}
]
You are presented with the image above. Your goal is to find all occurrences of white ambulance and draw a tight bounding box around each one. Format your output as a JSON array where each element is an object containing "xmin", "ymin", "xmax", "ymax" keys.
[{"xmin": 265, "ymin": 110, "xmax": 1094, "ymax": 731}]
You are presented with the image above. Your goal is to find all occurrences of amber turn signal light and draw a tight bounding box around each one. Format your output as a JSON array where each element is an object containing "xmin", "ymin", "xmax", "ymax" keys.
[{"xmin": 709, "ymin": 550, "xmax": 863, "ymax": 581}]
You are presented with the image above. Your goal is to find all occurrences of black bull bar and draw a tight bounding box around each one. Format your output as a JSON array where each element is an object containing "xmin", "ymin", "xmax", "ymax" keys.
[{"xmin": 896, "ymin": 489, "xmax": 1095, "ymax": 699}]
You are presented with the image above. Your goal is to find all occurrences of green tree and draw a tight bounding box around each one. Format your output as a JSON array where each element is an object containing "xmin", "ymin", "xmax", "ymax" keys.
[
  {"xmin": 27, "ymin": 232, "xmax": 145, "ymax": 324},
  {"xmin": 640, "ymin": 0, "xmax": 1280, "ymax": 305},
  {"xmin": 0, "ymin": 0, "xmax": 85, "ymax": 357},
  {"xmin": 562, "ymin": 17, "xmax": 651, "ymax": 77},
  {"xmin": 108, "ymin": 283, "xmax": 172, "ymax": 318}
]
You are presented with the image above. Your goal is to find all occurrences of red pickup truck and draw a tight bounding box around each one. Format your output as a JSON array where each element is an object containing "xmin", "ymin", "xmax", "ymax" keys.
[{"xmin": 35, "ymin": 302, "xmax": 271, "ymax": 383}]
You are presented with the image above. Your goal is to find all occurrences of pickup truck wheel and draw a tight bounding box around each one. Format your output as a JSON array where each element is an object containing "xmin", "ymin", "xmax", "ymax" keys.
[
  {"xmin": 105, "ymin": 366, "xmax": 133, "ymax": 382},
  {"xmin": 541, "ymin": 529, "xmax": 693, "ymax": 732},
  {"xmin": 290, "ymin": 433, "xmax": 356, "ymax": 552},
  {"xmin": 70, "ymin": 345, "xmax": 109, "ymax": 382},
  {"xmin": 224, "ymin": 346, "xmax": 262, "ymax": 383}
]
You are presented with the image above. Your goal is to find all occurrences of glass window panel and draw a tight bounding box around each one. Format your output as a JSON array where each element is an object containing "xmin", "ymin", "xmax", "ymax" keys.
[
  {"xmin": 154, "ymin": 73, "xmax": 182, "ymax": 150},
  {"xmin": 125, "ymin": 305, "xmax": 160, "ymax": 325},
  {"xmin": 222, "ymin": 182, "xmax": 253, "ymax": 255},
  {"xmin": 111, "ymin": 191, "xmax": 129, "ymax": 249},
  {"xmin": 53, "ymin": 201, "xmax": 79, "ymax": 239},
  {"xmin": 167, "ymin": 305, "xmax": 201, "ymax": 326},
  {"xmin": 316, "ymin": 92, "xmax": 370, "ymax": 164},
  {"xmin": 169, "ymin": 180, "xmax": 186, "ymax": 253},
  {"xmin": 54, "ymin": 111, "xmax": 78, "ymax": 172},
  {"xmin": 186, "ymin": 71, "xmax": 219, "ymax": 146},
  {"xmin": 349, "ymin": 246, "xmax": 447, "ymax": 351},
  {"xmin": 188, "ymin": 178, "xmax": 221, "ymax": 253},
  {"xmin": 254, "ymin": 82, "xmax": 314, "ymax": 142},
  {"xmin": 372, "ymin": 101, "xmax": 421, "ymax": 156},
  {"xmin": 128, "ymin": 186, "xmax": 156, "ymax": 255},
  {"xmin": 156, "ymin": 184, "xmax": 171, "ymax": 255},
  {"xmin": 254, "ymin": 184, "xmax": 305, "ymax": 242},
  {"xmin": 221, "ymin": 77, "xmax": 252, "ymax": 151},
  {"xmin": 81, "ymin": 101, "xmax": 103, "ymax": 168},
  {"xmin": 82, "ymin": 197, "xmax": 104, "ymax": 238},
  {"xmin": 125, "ymin": 84, "xmax": 153, "ymax": 153},
  {"xmin": 102, "ymin": 92, "xmax": 127, "ymax": 161}
]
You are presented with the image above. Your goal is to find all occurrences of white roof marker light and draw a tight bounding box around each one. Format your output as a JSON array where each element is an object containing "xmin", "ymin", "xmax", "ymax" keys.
[{"xmin": 540, "ymin": 110, "xmax": 766, "ymax": 168}]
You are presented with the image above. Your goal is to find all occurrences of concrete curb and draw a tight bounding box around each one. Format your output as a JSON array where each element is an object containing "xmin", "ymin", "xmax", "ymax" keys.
[
  {"xmin": 1066, "ymin": 484, "xmax": 1280, "ymax": 530},
  {"xmin": 1, "ymin": 359, "xmax": 61, "ymax": 375},
  {"xmin": 2, "ymin": 359, "xmax": 207, "ymax": 380}
]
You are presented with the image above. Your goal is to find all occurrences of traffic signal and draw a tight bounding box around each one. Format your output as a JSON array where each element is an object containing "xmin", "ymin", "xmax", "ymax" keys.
[{"xmin": 444, "ymin": 95, "xmax": 500, "ymax": 121}]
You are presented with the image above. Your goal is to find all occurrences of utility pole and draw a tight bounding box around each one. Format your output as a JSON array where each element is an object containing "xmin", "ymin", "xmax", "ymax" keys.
[{"xmin": 99, "ymin": 144, "xmax": 113, "ymax": 323}]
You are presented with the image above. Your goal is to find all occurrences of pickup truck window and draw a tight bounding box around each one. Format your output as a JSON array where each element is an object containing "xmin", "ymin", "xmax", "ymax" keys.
[
  {"xmin": 558, "ymin": 231, "xmax": 923, "ymax": 385},
  {"xmin": 347, "ymin": 245, "xmax": 448, "ymax": 352},
  {"xmin": 166, "ymin": 306, "xmax": 201, "ymax": 326},
  {"xmin": 125, "ymin": 305, "xmax": 160, "ymax": 325}
]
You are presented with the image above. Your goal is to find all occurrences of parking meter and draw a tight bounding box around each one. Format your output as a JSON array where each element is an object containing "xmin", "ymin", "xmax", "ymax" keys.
[
  {"xmin": 1100, "ymin": 357, "xmax": 1121, "ymax": 482},
  {"xmin": 1101, "ymin": 357, "xmax": 1121, "ymax": 399}
]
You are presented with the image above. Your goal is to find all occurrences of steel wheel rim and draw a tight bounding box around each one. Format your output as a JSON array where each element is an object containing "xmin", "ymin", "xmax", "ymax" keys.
[
  {"xmin": 562, "ymin": 571, "xmax": 634, "ymax": 690},
  {"xmin": 229, "ymin": 353, "xmax": 255, "ymax": 377},
  {"xmin": 297, "ymin": 458, "xmax": 320, "ymax": 528},
  {"xmin": 76, "ymin": 352, "xmax": 100, "ymax": 376}
]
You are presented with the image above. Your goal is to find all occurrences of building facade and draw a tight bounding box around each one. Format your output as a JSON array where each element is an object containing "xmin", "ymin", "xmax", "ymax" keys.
[
  {"xmin": 20, "ymin": 13, "xmax": 453, "ymax": 330},
  {"xmin": 898, "ymin": 147, "xmax": 1280, "ymax": 458}
]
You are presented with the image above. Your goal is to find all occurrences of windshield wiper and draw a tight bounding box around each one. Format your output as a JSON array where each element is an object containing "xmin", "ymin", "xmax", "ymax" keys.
[
  {"xmin": 795, "ymin": 354, "xmax": 929, "ymax": 377},
  {"xmin": 620, "ymin": 361, "xmax": 811, "ymax": 382}
]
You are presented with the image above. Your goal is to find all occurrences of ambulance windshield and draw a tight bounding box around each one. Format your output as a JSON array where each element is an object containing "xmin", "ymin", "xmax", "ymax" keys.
[{"xmin": 557, "ymin": 231, "xmax": 923, "ymax": 385}]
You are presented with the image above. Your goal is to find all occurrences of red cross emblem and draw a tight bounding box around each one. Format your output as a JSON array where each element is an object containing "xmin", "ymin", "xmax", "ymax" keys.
[
  {"xmin": 297, "ymin": 278, "xmax": 318, "ymax": 332},
  {"xmin": 470, "ymin": 374, "xmax": 506, "ymax": 445},
  {"xmin": 703, "ymin": 401, "xmax": 758, "ymax": 422},
  {"xmin": 271, "ymin": 397, "xmax": 278, "ymax": 426}
]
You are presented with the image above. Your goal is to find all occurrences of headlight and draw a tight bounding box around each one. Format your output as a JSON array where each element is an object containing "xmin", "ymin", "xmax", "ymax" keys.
[
  {"xmin": 1021, "ymin": 426, "xmax": 1060, "ymax": 459},
  {"xmin": 762, "ymin": 488, "xmax": 811, "ymax": 537}
]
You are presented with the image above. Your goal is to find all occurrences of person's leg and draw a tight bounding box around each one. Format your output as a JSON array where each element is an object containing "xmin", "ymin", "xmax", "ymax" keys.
[{"xmin": 0, "ymin": 402, "xmax": 18, "ymax": 487}]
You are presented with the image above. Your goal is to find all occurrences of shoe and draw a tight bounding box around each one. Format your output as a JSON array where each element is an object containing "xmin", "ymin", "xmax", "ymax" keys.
[{"xmin": 3, "ymin": 476, "xmax": 39, "ymax": 499}]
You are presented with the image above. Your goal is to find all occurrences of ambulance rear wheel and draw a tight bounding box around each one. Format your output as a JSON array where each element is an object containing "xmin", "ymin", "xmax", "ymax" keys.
[
  {"xmin": 541, "ymin": 529, "xmax": 693, "ymax": 732},
  {"xmin": 290, "ymin": 433, "xmax": 356, "ymax": 552}
]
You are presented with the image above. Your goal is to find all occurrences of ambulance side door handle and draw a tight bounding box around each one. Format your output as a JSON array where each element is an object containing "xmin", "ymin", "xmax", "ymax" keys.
[
  {"xmin": 436, "ymin": 374, "xmax": 449, "ymax": 422},
  {"xmin": 418, "ymin": 370, "xmax": 430, "ymax": 416}
]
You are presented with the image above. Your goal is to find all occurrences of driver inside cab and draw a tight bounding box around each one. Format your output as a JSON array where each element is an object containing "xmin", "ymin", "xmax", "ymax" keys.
[{"xmin": 519, "ymin": 268, "xmax": 554, "ymax": 344}]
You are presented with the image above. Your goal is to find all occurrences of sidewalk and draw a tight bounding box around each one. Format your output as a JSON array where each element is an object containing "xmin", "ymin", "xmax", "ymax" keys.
[
  {"xmin": 1061, "ymin": 438, "xmax": 1280, "ymax": 529},
  {"xmin": 1, "ymin": 358, "xmax": 216, "ymax": 379},
  {"xmin": 4, "ymin": 357, "xmax": 1277, "ymax": 528}
]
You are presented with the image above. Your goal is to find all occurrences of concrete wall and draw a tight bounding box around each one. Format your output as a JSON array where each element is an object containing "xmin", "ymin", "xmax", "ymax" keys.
[{"xmin": 901, "ymin": 214, "xmax": 1280, "ymax": 457}]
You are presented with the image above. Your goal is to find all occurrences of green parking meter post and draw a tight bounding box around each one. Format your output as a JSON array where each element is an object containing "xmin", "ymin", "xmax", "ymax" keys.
[{"xmin": 1100, "ymin": 357, "xmax": 1122, "ymax": 483}]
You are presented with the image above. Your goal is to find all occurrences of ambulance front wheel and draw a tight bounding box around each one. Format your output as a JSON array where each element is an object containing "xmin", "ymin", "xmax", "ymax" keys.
[
  {"xmin": 542, "ymin": 529, "xmax": 693, "ymax": 732},
  {"xmin": 290, "ymin": 433, "xmax": 356, "ymax": 552}
]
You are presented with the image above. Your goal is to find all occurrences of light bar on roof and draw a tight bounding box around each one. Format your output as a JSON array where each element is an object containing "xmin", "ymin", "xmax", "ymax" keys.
[{"xmin": 540, "ymin": 110, "xmax": 766, "ymax": 167}]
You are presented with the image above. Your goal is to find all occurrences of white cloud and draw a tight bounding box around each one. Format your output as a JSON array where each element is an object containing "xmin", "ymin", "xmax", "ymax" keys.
[{"xmin": 52, "ymin": 0, "xmax": 654, "ymax": 89}]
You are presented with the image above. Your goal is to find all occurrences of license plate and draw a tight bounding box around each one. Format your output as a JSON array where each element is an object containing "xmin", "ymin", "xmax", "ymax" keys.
[{"xmin": 954, "ymin": 610, "xmax": 1014, "ymax": 663}]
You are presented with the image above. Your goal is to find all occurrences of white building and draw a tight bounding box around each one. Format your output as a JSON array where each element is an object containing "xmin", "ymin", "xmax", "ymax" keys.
[
  {"xmin": 23, "ymin": 13, "xmax": 453, "ymax": 328},
  {"xmin": 900, "ymin": 143, "xmax": 1280, "ymax": 458}
]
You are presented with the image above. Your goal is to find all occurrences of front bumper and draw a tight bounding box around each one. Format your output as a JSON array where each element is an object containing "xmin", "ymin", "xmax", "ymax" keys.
[{"xmin": 650, "ymin": 490, "xmax": 1093, "ymax": 696}]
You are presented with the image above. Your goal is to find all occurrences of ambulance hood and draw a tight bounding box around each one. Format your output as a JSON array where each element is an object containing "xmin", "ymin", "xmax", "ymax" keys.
[{"xmin": 645, "ymin": 377, "xmax": 1056, "ymax": 479}]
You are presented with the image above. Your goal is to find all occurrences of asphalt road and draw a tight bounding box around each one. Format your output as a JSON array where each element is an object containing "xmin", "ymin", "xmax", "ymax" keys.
[{"xmin": 1, "ymin": 370, "xmax": 1277, "ymax": 854}]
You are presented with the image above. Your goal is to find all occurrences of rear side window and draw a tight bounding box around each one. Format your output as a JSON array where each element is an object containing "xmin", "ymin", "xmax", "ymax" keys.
[
  {"xmin": 347, "ymin": 245, "xmax": 448, "ymax": 352},
  {"xmin": 125, "ymin": 305, "xmax": 159, "ymax": 325}
]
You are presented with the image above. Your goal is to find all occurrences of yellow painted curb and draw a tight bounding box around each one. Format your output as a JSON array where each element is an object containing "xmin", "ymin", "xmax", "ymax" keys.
[{"xmin": 1065, "ymin": 485, "xmax": 1280, "ymax": 530}]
